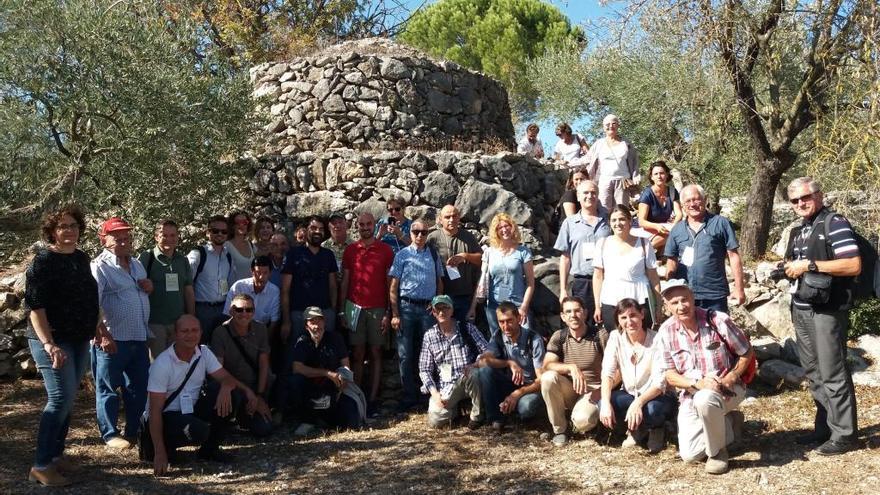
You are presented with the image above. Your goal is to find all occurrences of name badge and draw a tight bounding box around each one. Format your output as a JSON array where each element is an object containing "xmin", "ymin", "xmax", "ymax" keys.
[
  {"xmin": 165, "ymin": 273, "xmax": 180, "ymax": 292},
  {"xmin": 180, "ymin": 392, "xmax": 194, "ymax": 414},
  {"xmin": 446, "ymin": 265, "xmax": 462, "ymax": 280},
  {"xmin": 439, "ymin": 363, "xmax": 453, "ymax": 382},
  {"xmin": 219, "ymin": 279, "xmax": 229, "ymax": 297},
  {"xmin": 581, "ymin": 242, "xmax": 596, "ymax": 260},
  {"xmin": 681, "ymin": 246, "xmax": 695, "ymax": 267}
]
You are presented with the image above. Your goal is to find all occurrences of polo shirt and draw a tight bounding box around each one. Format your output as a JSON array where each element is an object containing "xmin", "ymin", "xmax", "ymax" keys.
[
  {"xmin": 209, "ymin": 321, "xmax": 269, "ymax": 389},
  {"xmin": 342, "ymin": 240, "xmax": 394, "ymax": 309},
  {"xmin": 389, "ymin": 244, "xmax": 444, "ymax": 301},
  {"xmin": 291, "ymin": 330, "xmax": 348, "ymax": 372},
  {"xmin": 487, "ymin": 329, "xmax": 546, "ymax": 385},
  {"xmin": 187, "ymin": 244, "xmax": 233, "ymax": 303},
  {"xmin": 281, "ymin": 245, "xmax": 338, "ymax": 311},
  {"xmin": 553, "ymin": 208, "xmax": 611, "ymax": 276},
  {"xmin": 222, "ymin": 278, "xmax": 281, "ymax": 324},
  {"xmin": 664, "ymin": 212, "xmax": 739, "ymax": 300},
  {"xmin": 147, "ymin": 344, "xmax": 222, "ymax": 414},
  {"xmin": 426, "ymin": 228, "xmax": 480, "ymax": 296},
  {"xmin": 546, "ymin": 327, "xmax": 608, "ymax": 388},
  {"xmin": 138, "ymin": 247, "xmax": 193, "ymax": 325},
  {"xmin": 91, "ymin": 250, "xmax": 150, "ymax": 342}
]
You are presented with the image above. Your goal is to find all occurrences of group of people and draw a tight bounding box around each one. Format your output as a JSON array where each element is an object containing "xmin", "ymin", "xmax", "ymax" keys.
[{"xmin": 24, "ymin": 160, "xmax": 862, "ymax": 485}]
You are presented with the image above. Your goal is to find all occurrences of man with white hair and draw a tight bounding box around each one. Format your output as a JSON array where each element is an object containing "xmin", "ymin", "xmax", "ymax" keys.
[
  {"xmin": 584, "ymin": 114, "xmax": 641, "ymax": 210},
  {"xmin": 664, "ymin": 184, "xmax": 745, "ymax": 312}
]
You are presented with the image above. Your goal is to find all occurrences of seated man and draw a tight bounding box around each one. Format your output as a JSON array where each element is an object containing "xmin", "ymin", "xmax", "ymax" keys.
[
  {"xmin": 541, "ymin": 296, "xmax": 608, "ymax": 447},
  {"xmin": 655, "ymin": 279, "xmax": 753, "ymax": 475},
  {"xmin": 210, "ymin": 294, "xmax": 272, "ymax": 437},
  {"xmin": 419, "ymin": 295, "xmax": 490, "ymax": 429},
  {"xmin": 287, "ymin": 307, "xmax": 363, "ymax": 430},
  {"xmin": 142, "ymin": 315, "xmax": 260, "ymax": 475},
  {"xmin": 476, "ymin": 301, "xmax": 546, "ymax": 433}
]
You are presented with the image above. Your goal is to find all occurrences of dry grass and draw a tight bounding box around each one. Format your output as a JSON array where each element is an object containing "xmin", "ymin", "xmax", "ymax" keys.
[{"xmin": 1, "ymin": 380, "xmax": 878, "ymax": 494}]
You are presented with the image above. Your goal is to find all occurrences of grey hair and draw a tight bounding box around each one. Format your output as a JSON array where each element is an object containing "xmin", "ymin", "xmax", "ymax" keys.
[
  {"xmin": 681, "ymin": 184, "xmax": 706, "ymax": 200},
  {"xmin": 787, "ymin": 177, "xmax": 822, "ymax": 196},
  {"xmin": 603, "ymin": 114, "xmax": 620, "ymax": 125},
  {"xmin": 231, "ymin": 293, "xmax": 255, "ymax": 305}
]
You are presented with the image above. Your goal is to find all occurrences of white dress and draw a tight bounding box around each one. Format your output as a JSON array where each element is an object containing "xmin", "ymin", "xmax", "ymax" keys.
[{"xmin": 594, "ymin": 237, "xmax": 657, "ymax": 306}]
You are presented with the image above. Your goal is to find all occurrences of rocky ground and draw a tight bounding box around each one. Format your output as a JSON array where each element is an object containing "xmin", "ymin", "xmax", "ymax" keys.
[{"xmin": 1, "ymin": 379, "xmax": 878, "ymax": 495}]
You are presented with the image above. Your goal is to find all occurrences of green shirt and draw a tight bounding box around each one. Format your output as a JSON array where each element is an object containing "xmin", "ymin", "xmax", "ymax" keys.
[
  {"xmin": 321, "ymin": 237, "xmax": 352, "ymax": 277},
  {"xmin": 138, "ymin": 247, "xmax": 193, "ymax": 325}
]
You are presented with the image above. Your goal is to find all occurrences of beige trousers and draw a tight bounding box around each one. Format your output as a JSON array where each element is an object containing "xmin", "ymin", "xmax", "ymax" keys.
[
  {"xmin": 427, "ymin": 372, "xmax": 483, "ymax": 428},
  {"xmin": 540, "ymin": 370, "xmax": 600, "ymax": 435},
  {"xmin": 677, "ymin": 384, "xmax": 746, "ymax": 461}
]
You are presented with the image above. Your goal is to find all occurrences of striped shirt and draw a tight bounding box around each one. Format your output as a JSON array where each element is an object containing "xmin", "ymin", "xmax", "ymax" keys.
[
  {"xmin": 546, "ymin": 327, "xmax": 608, "ymax": 389},
  {"xmin": 419, "ymin": 321, "xmax": 488, "ymax": 397},
  {"xmin": 92, "ymin": 250, "xmax": 150, "ymax": 342},
  {"xmin": 790, "ymin": 211, "xmax": 859, "ymax": 308}
]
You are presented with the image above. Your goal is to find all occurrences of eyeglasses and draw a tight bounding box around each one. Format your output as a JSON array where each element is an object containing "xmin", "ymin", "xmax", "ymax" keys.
[
  {"xmin": 789, "ymin": 193, "xmax": 814, "ymax": 205},
  {"xmin": 387, "ymin": 207, "xmax": 402, "ymax": 212},
  {"xmin": 209, "ymin": 228, "xmax": 228, "ymax": 235},
  {"xmin": 231, "ymin": 307, "xmax": 255, "ymax": 314},
  {"xmin": 433, "ymin": 305, "xmax": 452, "ymax": 312},
  {"xmin": 411, "ymin": 230, "xmax": 428, "ymax": 236}
]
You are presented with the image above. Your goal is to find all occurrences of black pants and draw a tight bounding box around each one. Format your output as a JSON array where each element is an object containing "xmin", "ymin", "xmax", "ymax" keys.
[{"xmin": 287, "ymin": 374, "xmax": 360, "ymax": 429}]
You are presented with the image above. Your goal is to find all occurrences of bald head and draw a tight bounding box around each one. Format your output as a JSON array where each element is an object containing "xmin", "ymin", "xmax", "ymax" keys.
[
  {"xmin": 173, "ymin": 314, "xmax": 202, "ymax": 350},
  {"xmin": 439, "ymin": 205, "xmax": 461, "ymax": 234},
  {"xmin": 176, "ymin": 314, "xmax": 200, "ymax": 332},
  {"xmin": 356, "ymin": 212, "xmax": 376, "ymax": 241}
]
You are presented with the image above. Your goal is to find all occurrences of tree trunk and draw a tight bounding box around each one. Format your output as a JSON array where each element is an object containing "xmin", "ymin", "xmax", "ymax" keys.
[{"xmin": 738, "ymin": 158, "xmax": 789, "ymax": 259}]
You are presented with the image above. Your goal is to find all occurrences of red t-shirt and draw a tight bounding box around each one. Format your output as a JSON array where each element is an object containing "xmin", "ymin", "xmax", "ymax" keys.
[{"xmin": 342, "ymin": 240, "xmax": 394, "ymax": 309}]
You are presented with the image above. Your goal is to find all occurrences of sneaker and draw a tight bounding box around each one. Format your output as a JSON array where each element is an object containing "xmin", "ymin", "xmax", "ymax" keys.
[
  {"xmin": 551, "ymin": 433, "xmax": 568, "ymax": 447},
  {"xmin": 491, "ymin": 421, "xmax": 505, "ymax": 435},
  {"xmin": 647, "ymin": 428, "xmax": 666, "ymax": 454},
  {"xmin": 705, "ymin": 447, "xmax": 729, "ymax": 475},
  {"xmin": 815, "ymin": 439, "xmax": 857, "ymax": 456},
  {"xmin": 105, "ymin": 436, "xmax": 132, "ymax": 450},
  {"xmin": 796, "ymin": 430, "xmax": 831, "ymax": 446},
  {"xmin": 622, "ymin": 432, "xmax": 638, "ymax": 448},
  {"xmin": 28, "ymin": 466, "xmax": 71, "ymax": 487},
  {"xmin": 197, "ymin": 448, "xmax": 234, "ymax": 463},
  {"xmin": 467, "ymin": 419, "xmax": 484, "ymax": 431}
]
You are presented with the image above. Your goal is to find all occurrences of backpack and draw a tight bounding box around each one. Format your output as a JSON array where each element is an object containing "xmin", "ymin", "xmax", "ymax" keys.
[
  {"xmin": 192, "ymin": 245, "xmax": 233, "ymax": 286},
  {"xmin": 705, "ymin": 309, "xmax": 757, "ymax": 384},
  {"xmin": 822, "ymin": 213, "xmax": 879, "ymax": 300}
]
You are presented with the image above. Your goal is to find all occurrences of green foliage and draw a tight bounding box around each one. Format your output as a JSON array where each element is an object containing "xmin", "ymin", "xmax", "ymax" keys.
[
  {"xmin": 849, "ymin": 298, "xmax": 880, "ymax": 340},
  {"xmin": 0, "ymin": 0, "xmax": 258, "ymax": 238},
  {"xmin": 399, "ymin": 0, "xmax": 583, "ymax": 120}
]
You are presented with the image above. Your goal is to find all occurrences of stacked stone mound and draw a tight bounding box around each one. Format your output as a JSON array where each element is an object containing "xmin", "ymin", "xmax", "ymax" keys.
[
  {"xmin": 0, "ymin": 271, "xmax": 34, "ymax": 378},
  {"xmin": 250, "ymin": 37, "xmax": 516, "ymax": 154}
]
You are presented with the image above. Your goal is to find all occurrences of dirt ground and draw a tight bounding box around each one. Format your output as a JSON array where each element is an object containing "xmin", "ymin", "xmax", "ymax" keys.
[{"xmin": 1, "ymin": 379, "xmax": 878, "ymax": 495}]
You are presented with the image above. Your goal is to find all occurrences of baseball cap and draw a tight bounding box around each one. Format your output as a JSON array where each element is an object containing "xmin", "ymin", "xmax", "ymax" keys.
[
  {"xmin": 660, "ymin": 279, "xmax": 691, "ymax": 298},
  {"xmin": 304, "ymin": 306, "xmax": 324, "ymax": 320},
  {"xmin": 99, "ymin": 217, "xmax": 132, "ymax": 236},
  {"xmin": 431, "ymin": 295, "xmax": 454, "ymax": 308}
]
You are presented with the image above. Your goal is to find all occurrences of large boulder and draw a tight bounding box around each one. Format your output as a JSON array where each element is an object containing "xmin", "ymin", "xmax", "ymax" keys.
[
  {"xmin": 757, "ymin": 359, "xmax": 807, "ymax": 388},
  {"xmin": 285, "ymin": 191, "xmax": 356, "ymax": 218},
  {"xmin": 749, "ymin": 291, "xmax": 794, "ymax": 340},
  {"xmin": 419, "ymin": 171, "xmax": 459, "ymax": 207},
  {"xmin": 455, "ymin": 178, "xmax": 533, "ymax": 226}
]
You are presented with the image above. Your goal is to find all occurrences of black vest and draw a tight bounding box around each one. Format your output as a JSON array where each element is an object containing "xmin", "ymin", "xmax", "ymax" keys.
[{"xmin": 785, "ymin": 207, "xmax": 854, "ymax": 310}]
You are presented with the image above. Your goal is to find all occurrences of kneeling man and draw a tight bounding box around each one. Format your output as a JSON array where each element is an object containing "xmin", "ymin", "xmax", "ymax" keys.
[{"xmin": 655, "ymin": 280, "xmax": 754, "ymax": 474}]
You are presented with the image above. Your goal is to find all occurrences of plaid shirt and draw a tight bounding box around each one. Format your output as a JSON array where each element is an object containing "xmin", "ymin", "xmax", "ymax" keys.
[
  {"xmin": 655, "ymin": 308, "xmax": 750, "ymax": 399},
  {"xmin": 419, "ymin": 321, "xmax": 488, "ymax": 398}
]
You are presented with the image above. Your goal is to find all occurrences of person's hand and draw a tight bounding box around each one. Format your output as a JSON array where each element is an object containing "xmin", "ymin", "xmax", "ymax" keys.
[
  {"xmin": 380, "ymin": 314, "xmax": 390, "ymax": 335},
  {"xmin": 44, "ymin": 343, "xmax": 67, "ymax": 369},
  {"xmin": 558, "ymin": 288, "xmax": 568, "ymax": 304},
  {"xmin": 327, "ymin": 370, "xmax": 344, "ymax": 389},
  {"xmin": 570, "ymin": 366, "xmax": 587, "ymax": 395},
  {"xmin": 784, "ymin": 260, "xmax": 810, "ymax": 279},
  {"xmin": 508, "ymin": 360, "xmax": 524, "ymax": 386},
  {"xmin": 446, "ymin": 254, "xmax": 466, "ymax": 266},
  {"xmin": 99, "ymin": 335, "xmax": 117, "ymax": 354},
  {"xmin": 280, "ymin": 321, "xmax": 291, "ymax": 342},
  {"xmin": 698, "ymin": 374, "xmax": 723, "ymax": 395},
  {"xmin": 719, "ymin": 369, "xmax": 739, "ymax": 395},
  {"xmin": 153, "ymin": 451, "xmax": 169, "ymax": 476},
  {"xmin": 215, "ymin": 386, "xmax": 233, "ymax": 417},
  {"xmin": 466, "ymin": 307, "xmax": 476, "ymax": 322},
  {"xmin": 519, "ymin": 305, "xmax": 529, "ymax": 326},
  {"xmin": 430, "ymin": 390, "xmax": 447, "ymax": 410},
  {"xmin": 599, "ymin": 400, "xmax": 615, "ymax": 429},
  {"xmin": 391, "ymin": 316, "xmax": 401, "ymax": 332},
  {"xmin": 253, "ymin": 397, "xmax": 272, "ymax": 421},
  {"xmin": 138, "ymin": 278, "xmax": 154, "ymax": 294},
  {"xmin": 625, "ymin": 399, "xmax": 644, "ymax": 431},
  {"xmin": 593, "ymin": 307, "xmax": 603, "ymax": 325},
  {"xmin": 244, "ymin": 389, "xmax": 259, "ymax": 415},
  {"xmin": 499, "ymin": 392, "xmax": 521, "ymax": 415},
  {"xmin": 730, "ymin": 287, "xmax": 746, "ymax": 306}
]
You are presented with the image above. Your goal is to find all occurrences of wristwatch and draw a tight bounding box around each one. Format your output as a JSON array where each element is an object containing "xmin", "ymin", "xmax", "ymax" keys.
[{"xmin": 808, "ymin": 261, "xmax": 818, "ymax": 273}]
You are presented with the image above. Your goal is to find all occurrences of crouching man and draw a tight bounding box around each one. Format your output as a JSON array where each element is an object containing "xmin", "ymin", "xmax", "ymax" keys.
[
  {"xmin": 419, "ymin": 295, "xmax": 490, "ymax": 429},
  {"xmin": 142, "ymin": 315, "xmax": 260, "ymax": 475},
  {"xmin": 476, "ymin": 302, "xmax": 546, "ymax": 433},
  {"xmin": 541, "ymin": 297, "xmax": 608, "ymax": 447},
  {"xmin": 655, "ymin": 280, "xmax": 754, "ymax": 474}
]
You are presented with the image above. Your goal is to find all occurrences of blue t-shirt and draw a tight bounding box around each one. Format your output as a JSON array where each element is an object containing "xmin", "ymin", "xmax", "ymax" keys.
[
  {"xmin": 487, "ymin": 328, "xmax": 546, "ymax": 385},
  {"xmin": 638, "ymin": 186, "xmax": 678, "ymax": 223},
  {"xmin": 374, "ymin": 217, "xmax": 412, "ymax": 255},
  {"xmin": 664, "ymin": 213, "xmax": 739, "ymax": 300},
  {"xmin": 389, "ymin": 244, "xmax": 444, "ymax": 301},
  {"xmin": 281, "ymin": 246, "xmax": 338, "ymax": 310},
  {"xmin": 553, "ymin": 209, "xmax": 611, "ymax": 276},
  {"xmin": 484, "ymin": 245, "xmax": 532, "ymax": 305}
]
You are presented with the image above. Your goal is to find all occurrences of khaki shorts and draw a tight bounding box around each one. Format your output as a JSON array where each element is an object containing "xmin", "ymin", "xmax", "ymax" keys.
[{"xmin": 348, "ymin": 307, "xmax": 386, "ymax": 348}]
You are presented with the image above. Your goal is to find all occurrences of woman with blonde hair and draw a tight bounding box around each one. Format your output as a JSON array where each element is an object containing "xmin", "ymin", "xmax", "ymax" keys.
[{"xmin": 469, "ymin": 213, "xmax": 535, "ymax": 334}]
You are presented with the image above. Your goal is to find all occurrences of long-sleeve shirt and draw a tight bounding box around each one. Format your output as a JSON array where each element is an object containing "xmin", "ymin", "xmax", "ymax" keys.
[{"xmin": 419, "ymin": 321, "xmax": 488, "ymax": 398}]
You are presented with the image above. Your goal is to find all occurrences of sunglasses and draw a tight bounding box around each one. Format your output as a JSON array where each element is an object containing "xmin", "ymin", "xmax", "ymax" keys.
[
  {"xmin": 209, "ymin": 228, "xmax": 228, "ymax": 235},
  {"xmin": 433, "ymin": 305, "xmax": 452, "ymax": 311},
  {"xmin": 789, "ymin": 193, "xmax": 814, "ymax": 204},
  {"xmin": 411, "ymin": 230, "xmax": 429, "ymax": 236},
  {"xmin": 387, "ymin": 207, "xmax": 402, "ymax": 212},
  {"xmin": 231, "ymin": 307, "xmax": 255, "ymax": 313}
]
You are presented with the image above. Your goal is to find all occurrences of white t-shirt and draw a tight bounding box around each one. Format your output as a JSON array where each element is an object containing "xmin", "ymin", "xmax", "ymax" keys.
[
  {"xmin": 147, "ymin": 344, "xmax": 222, "ymax": 414},
  {"xmin": 594, "ymin": 237, "xmax": 657, "ymax": 306},
  {"xmin": 554, "ymin": 133, "xmax": 586, "ymax": 162},
  {"xmin": 595, "ymin": 138, "xmax": 631, "ymax": 179},
  {"xmin": 517, "ymin": 136, "xmax": 544, "ymax": 158}
]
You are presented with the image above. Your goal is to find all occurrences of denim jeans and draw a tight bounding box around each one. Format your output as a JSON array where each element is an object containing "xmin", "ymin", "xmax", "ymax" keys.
[
  {"xmin": 605, "ymin": 389, "xmax": 676, "ymax": 430},
  {"xmin": 693, "ymin": 297, "xmax": 728, "ymax": 313},
  {"xmin": 29, "ymin": 338, "xmax": 90, "ymax": 468},
  {"xmin": 484, "ymin": 301, "xmax": 534, "ymax": 336},
  {"xmin": 476, "ymin": 367, "xmax": 544, "ymax": 423},
  {"xmin": 397, "ymin": 299, "xmax": 435, "ymax": 405},
  {"xmin": 450, "ymin": 294, "xmax": 472, "ymax": 328},
  {"xmin": 91, "ymin": 340, "xmax": 150, "ymax": 441}
]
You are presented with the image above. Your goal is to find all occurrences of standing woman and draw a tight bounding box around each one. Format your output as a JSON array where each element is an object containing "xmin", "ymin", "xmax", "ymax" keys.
[
  {"xmin": 252, "ymin": 216, "xmax": 275, "ymax": 257},
  {"xmin": 469, "ymin": 213, "xmax": 535, "ymax": 334},
  {"xmin": 586, "ymin": 114, "xmax": 640, "ymax": 211},
  {"xmin": 25, "ymin": 205, "xmax": 100, "ymax": 486},
  {"xmin": 592, "ymin": 206, "xmax": 662, "ymax": 330},
  {"xmin": 553, "ymin": 122, "xmax": 589, "ymax": 166},
  {"xmin": 374, "ymin": 197, "xmax": 412, "ymax": 255},
  {"xmin": 637, "ymin": 161, "xmax": 682, "ymax": 253},
  {"xmin": 227, "ymin": 210, "xmax": 256, "ymax": 282}
]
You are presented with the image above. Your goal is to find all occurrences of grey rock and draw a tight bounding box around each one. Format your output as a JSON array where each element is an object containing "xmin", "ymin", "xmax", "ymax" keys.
[
  {"xmin": 420, "ymin": 171, "xmax": 459, "ymax": 206},
  {"xmin": 342, "ymin": 85, "xmax": 359, "ymax": 101},
  {"xmin": 344, "ymin": 72, "xmax": 365, "ymax": 84},
  {"xmin": 781, "ymin": 337, "xmax": 801, "ymax": 365},
  {"xmin": 286, "ymin": 191, "xmax": 356, "ymax": 219},
  {"xmin": 311, "ymin": 79, "xmax": 331, "ymax": 100},
  {"xmin": 322, "ymin": 94, "xmax": 346, "ymax": 113},
  {"xmin": 758, "ymin": 359, "xmax": 807, "ymax": 388},
  {"xmin": 856, "ymin": 334, "xmax": 880, "ymax": 368},
  {"xmin": 355, "ymin": 101, "xmax": 378, "ymax": 118},
  {"xmin": 751, "ymin": 336, "xmax": 782, "ymax": 362},
  {"xmin": 532, "ymin": 275, "xmax": 561, "ymax": 314},
  {"xmin": 852, "ymin": 371, "xmax": 880, "ymax": 387},
  {"xmin": 441, "ymin": 116, "xmax": 463, "ymax": 134},
  {"xmin": 749, "ymin": 291, "xmax": 794, "ymax": 340},
  {"xmin": 380, "ymin": 58, "xmax": 411, "ymax": 80},
  {"xmin": 455, "ymin": 179, "xmax": 533, "ymax": 226},
  {"xmin": 254, "ymin": 83, "xmax": 281, "ymax": 99}
]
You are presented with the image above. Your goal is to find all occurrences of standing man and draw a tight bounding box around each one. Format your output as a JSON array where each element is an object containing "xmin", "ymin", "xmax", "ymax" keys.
[
  {"xmin": 555, "ymin": 180, "xmax": 611, "ymax": 325},
  {"xmin": 323, "ymin": 213, "xmax": 353, "ymax": 282},
  {"xmin": 268, "ymin": 232, "xmax": 289, "ymax": 289},
  {"xmin": 341, "ymin": 213, "xmax": 394, "ymax": 413},
  {"xmin": 655, "ymin": 279, "xmax": 752, "ymax": 474},
  {"xmin": 91, "ymin": 217, "xmax": 151, "ymax": 449},
  {"xmin": 187, "ymin": 215, "xmax": 234, "ymax": 343},
  {"xmin": 427, "ymin": 205, "xmax": 482, "ymax": 324},
  {"xmin": 280, "ymin": 216, "xmax": 338, "ymax": 342},
  {"xmin": 223, "ymin": 256, "xmax": 280, "ymax": 329},
  {"xmin": 517, "ymin": 123, "xmax": 545, "ymax": 159},
  {"xmin": 139, "ymin": 219, "xmax": 195, "ymax": 360},
  {"xmin": 783, "ymin": 177, "xmax": 861, "ymax": 455},
  {"xmin": 390, "ymin": 219, "xmax": 445, "ymax": 412},
  {"xmin": 541, "ymin": 297, "xmax": 607, "ymax": 447},
  {"xmin": 665, "ymin": 184, "xmax": 745, "ymax": 312}
]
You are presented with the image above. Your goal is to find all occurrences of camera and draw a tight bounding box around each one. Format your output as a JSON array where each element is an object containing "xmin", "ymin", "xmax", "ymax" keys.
[{"xmin": 768, "ymin": 262, "xmax": 789, "ymax": 282}]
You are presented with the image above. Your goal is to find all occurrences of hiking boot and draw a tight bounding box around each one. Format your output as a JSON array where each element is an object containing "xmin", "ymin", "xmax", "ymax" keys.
[
  {"xmin": 28, "ymin": 466, "xmax": 71, "ymax": 487},
  {"xmin": 467, "ymin": 419, "xmax": 484, "ymax": 431},
  {"xmin": 491, "ymin": 421, "xmax": 505, "ymax": 435},
  {"xmin": 705, "ymin": 447, "xmax": 729, "ymax": 475},
  {"xmin": 105, "ymin": 436, "xmax": 131, "ymax": 450},
  {"xmin": 552, "ymin": 433, "xmax": 568, "ymax": 447},
  {"xmin": 647, "ymin": 428, "xmax": 666, "ymax": 454}
]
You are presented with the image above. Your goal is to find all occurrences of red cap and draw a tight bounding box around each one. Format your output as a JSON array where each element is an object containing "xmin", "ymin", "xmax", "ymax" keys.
[{"xmin": 99, "ymin": 217, "xmax": 132, "ymax": 236}]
